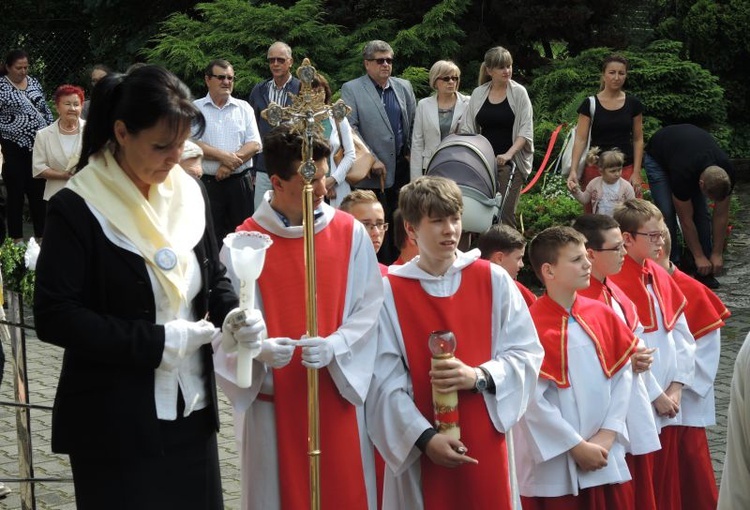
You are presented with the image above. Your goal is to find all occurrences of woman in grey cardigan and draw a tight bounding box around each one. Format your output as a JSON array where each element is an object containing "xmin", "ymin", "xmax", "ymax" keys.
[{"xmin": 460, "ymin": 46, "xmax": 534, "ymax": 228}]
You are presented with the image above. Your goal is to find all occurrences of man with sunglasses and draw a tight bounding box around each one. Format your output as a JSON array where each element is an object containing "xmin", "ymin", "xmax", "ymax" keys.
[
  {"xmin": 248, "ymin": 41, "xmax": 301, "ymax": 211},
  {"xmin": 341, "ymin": 39, "xmax": 416, "ymax": 263},
  {"xmin": 194, "ymin": 59, "xmax": 261, "ymax": 246}
]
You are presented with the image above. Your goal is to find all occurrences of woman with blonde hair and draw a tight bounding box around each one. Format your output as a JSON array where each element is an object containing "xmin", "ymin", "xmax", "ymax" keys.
[
  {"xmin": 410, "ymin": 60, "xmax": 469, "ymax": 180},
  {"xmin": 459, "ymin": 46, "xmax": 533, "ymax": 228},
  {"xmin": 566, "ymin": 55, "xmax": 644, "ymax": 204}
]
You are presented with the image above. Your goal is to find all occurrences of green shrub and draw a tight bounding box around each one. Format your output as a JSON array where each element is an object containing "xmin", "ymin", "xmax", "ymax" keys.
[
  {"xmin": 0, "ymin": 238, "xmax": 35, "ymax": 303},
  {"xmin": 517, "ymin": 173, "xmax": 583, "ymax": 240}
]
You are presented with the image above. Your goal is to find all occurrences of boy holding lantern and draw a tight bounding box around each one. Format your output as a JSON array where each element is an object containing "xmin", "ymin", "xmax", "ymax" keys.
[{"xmin": 366, "ymin": 176, "xmax": 543, "ymax": 509}]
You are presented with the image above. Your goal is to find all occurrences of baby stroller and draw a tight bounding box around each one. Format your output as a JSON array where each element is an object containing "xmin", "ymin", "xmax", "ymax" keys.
[{"xmin": 426, "ymin": 133, "xmax": 510, "ymax": 235}]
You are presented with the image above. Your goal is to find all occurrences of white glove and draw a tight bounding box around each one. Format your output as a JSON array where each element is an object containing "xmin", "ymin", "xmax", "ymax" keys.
[
  {"xmin": 256, "ymin": 337, "xmax": 296, "ymax": 368},
  {"xmin": 297, "ymin": 335, "xmax": 335, "ymax": 369},
  {"xmin": 162, "ymin": 319, "xmax": 217, "ymax": 370},
  {"xmin": 221, "ymin": 308, "xmax": 265, "ymax": 354}
]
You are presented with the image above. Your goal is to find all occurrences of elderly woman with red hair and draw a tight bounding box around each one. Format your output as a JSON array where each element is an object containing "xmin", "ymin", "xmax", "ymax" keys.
[{"xmin": 32, "ymin": 84, "xmax": 86, "ymax": 204}]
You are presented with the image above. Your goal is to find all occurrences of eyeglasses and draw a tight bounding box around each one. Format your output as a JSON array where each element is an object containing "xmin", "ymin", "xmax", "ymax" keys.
[
  {"xmin": 366, "ymin": 58, "xmax": 393, "ymax": 65},
  {"xmin": 438, "ymin": 76, "xmax": 460, "ymax": 82},
  {"xmin": 592, "ymin": 243, "xmax": 625, "ymax": 252},
  {"xmin": 267, "ymin": 57, "xmax": 288, "ymax": 64},
  {"xmin": 631, "ymin": 231, "xmax": 665, "ymax": 243},
  {"xmin": 361, "ymin": 222, "xmax": 389, "ymax": 233},
  {"xmin": 208, "ymin": 74, "xmax": 235, "ymax": 82}
]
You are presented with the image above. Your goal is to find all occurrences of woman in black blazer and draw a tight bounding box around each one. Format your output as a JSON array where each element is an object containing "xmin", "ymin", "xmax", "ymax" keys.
[{"xmin": 33, "ymin": 66, "xmax": 263, "ymax": 510}]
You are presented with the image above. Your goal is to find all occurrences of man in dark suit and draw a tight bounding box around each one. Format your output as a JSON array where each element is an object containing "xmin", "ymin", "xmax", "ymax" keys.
[
  {"xmin": 248, "ymin": 41, "xmax": 301, "ymax": 211},
  {"xmin": 341, "ymin": 40, "xmax": 416, "ymax": 263}
]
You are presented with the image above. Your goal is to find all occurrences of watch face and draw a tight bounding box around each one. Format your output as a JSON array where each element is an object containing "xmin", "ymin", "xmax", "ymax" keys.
[{"xmin": 476, "ymin": 378, "xmax": 487, "ymax": 391}]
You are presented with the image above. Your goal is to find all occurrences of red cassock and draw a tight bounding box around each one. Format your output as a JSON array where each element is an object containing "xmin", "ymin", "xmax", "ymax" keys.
[
  {"xmin": 389, "ymin": 259, "xmax": 513, "ymax": 510},
  {"xmin": 667, "ymin": 266, "xmax": 731, "ymax": 509},
  {"xmin": 237, "ymin": 211, "xmax": 369, "ymax": 510},
  {"xmin": 610, "ymin": 257, "xmax": 693, "ymax": 510}
]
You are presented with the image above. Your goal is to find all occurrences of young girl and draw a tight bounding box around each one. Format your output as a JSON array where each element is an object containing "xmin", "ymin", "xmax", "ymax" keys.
[{"xmin": 571, "ymin": 148, "xmax": 635, "ymax": 216}]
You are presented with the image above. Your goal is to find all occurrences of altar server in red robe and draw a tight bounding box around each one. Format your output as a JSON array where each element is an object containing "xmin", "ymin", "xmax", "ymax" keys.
[
  {"xmin": 653, "ymin": 227, "xmax": 727, "ymax": 508},
  {"xmin": 366, "ymin": 176, "xmax": 543, "ymax": 509},
  {"xmin": 515, "ymin": 226, "xmax": 637, "ymax": 509},
  {"xmin": 213, "ymin": 125, "xmax": 384, "ymax": 510},
  {"xmin": 608, "ymin": 199, "xmax": 696, "ymax": 510},
  {"xmin": 477, "ymin": 224, "xmax": 538, "ymax": 307},
  {"xmin": 572, "ymin": 214, "xmax": 661, "ymax": 509}
]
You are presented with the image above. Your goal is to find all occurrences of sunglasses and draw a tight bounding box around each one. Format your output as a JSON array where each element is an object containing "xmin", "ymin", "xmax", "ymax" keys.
[
  {"xmin": 267, "ymin": 57, "xmax": 288, "ymax": 64},
  {"xmin": 367, "ymin": 58, "xmax": 393, "ymax": 65},
  {"xmin": 438, "ymin": 76, "xmax": 460, "ymax": 82},
  {"xmin": 208, "ymin": 74, "xmax": 234, "ymax": 82}
]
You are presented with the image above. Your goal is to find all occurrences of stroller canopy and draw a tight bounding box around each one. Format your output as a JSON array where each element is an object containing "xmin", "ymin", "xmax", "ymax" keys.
[{"xmin": 426, "ymin": 133, "xmax": 500, "ymax": 233}]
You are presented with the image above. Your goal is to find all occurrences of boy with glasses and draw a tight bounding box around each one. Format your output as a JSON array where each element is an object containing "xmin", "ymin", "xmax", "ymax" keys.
[
  {"xmin": 572, "ymin": 214, "xmax": 661, "ymax": 509},
  {"xmin": 608, "ymin": 199, "xmax": 696, "ymax": 510},
  {"xmin": 341, "ymin": 189, "xmax": 389, "ymax": 275}
]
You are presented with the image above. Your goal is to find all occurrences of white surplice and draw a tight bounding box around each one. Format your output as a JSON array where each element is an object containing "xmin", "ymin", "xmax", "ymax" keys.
[
  {"xmin": 639, "ymin": 283, "xmax": 696, "ymax": 431},
  {"xmin": 366, "ymin": 250, "xmax": 544, "ymax": 509},
  {"xmin": 514, "ymin": 316, "xmax": 634, "ymax": 497},
  {"xmin": 609, "ymin": 298, "xmax": 660, "ymax": 455},
  {"xmin": 213, "ymin": 194, "xmax": 384, "ymax": 510}
]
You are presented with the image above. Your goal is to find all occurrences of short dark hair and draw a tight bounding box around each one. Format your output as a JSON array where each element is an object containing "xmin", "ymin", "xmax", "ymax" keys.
[
  {"xmin": 571, "ymin": 214, "xmax": 620, "ymax": 250},
  {"xmin": 528, "ymin": 226, "xmax": 587, "ymax": 280},
  {"xmin": 262, "ymin": 124, "xmax": 331, "ymax": 181},
  {"xmin": 204, "ymin": 59, "xmax": 231, "ymax": 76},
  {"xmin": 78, "ymin": 65, "xmax": 204, "ymax": 171},
  {"xmin": 477, "ymin": 224, "xmax": 526, "ymax": 260},
  {"xmin": 1, "ymin": 49, "xmax": 28, "ymax": 75}
]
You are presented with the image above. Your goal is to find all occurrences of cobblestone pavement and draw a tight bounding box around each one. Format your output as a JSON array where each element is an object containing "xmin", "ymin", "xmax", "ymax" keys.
[{"xmin": 1, "ymin": 182, "xmax": 748, "ymax": 508}]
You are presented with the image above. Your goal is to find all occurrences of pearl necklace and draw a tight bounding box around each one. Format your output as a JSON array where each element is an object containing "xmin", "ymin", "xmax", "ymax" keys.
[{"xmin": 59, "ymin": 122, "xmax": 79, "ymax": 134}]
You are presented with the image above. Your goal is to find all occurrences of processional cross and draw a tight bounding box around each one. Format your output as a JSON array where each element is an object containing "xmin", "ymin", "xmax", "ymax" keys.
[{"xmin": 261, "ymin": 58, "xmax": 350, "ymax": 510}]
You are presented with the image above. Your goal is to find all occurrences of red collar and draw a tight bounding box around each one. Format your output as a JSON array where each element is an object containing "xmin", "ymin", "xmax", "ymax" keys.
[
  {"xmin": 609, "ymin": 256, "xmax": 686, "ymax": 333},
  {"xmin": 529, "ymin": 294, "xmax": 637, "ymax": 388},
  {"xmin": 579, "ymin": 277, "xmax": 640, "ymax": 332},
  {"xmin": 672, "ymin": 267, "xmax": 730, "ymax": 339}
]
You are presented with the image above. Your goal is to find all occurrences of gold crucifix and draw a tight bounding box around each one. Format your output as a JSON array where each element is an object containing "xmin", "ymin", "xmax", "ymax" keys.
[{"xmin": 260, "ymin": 58, "xmax": 349, "ymax": 510}]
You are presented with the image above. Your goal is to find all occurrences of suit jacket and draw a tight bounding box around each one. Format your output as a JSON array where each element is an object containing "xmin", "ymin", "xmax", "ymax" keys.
[
  {"xmin": 409, "ymin": 92, "xmax": 469, "ymax": 180},
  {"xmin": 33, "ymin": 182, "xmax": 237, "ymax": 459},
  {"xmin": 32, "ymin": 119, "xmax": 86, "ymax": 200},
  {"xmin": 248, "ymin": 76, "xmax": 301, "ymax": 173},
  {"xmin": 340, "ymin": 75, "xmax": 416, "ymax": 189}
]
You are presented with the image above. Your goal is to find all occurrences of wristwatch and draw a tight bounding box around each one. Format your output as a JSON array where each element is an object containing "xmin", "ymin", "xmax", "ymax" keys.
[{"xmin": 473, "ymin": 367, "xmax": 488, "ymax": 393}]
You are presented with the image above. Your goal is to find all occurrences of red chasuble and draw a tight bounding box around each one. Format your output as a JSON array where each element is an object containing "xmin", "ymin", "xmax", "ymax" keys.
[
  {"xmin": 671, "ymin": 267, "xmax": 730, "ymax": 340},
  {"xmin": 529, "ymin": 295, "xmax": 638, "ymax": 388},
  {"xmin": 579, "ymin": 278, "xmax": 640, "ymax": 332},
  {"xmin": 389, "ymin": 259, "xmax": 512, "ymax": 510},
  {"xmin": 516, "ymin": 280, "xmax": 538, "ymax": 307},
  {"xmin": 609, "ymin": 256, "xmax": 686, "ymax": 333},
  {"xmin": 238, "ymin": 212, "xmax": 367, "ymax": 510}
]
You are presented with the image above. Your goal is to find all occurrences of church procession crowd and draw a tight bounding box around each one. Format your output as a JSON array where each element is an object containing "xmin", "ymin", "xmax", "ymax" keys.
[{"xmin": 0, "ymin": 35, "xmax": 744, "ymax": 510}]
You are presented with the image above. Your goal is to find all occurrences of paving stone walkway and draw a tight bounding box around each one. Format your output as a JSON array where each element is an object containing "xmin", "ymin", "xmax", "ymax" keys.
[{"xmin": 1, "ymin": 182, "xmax": 748, "ymax": 508}]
